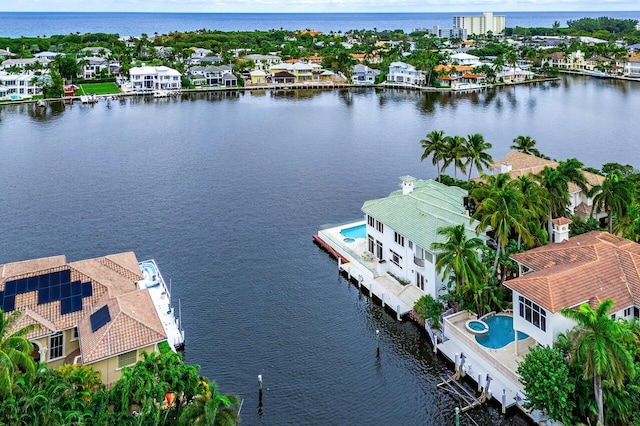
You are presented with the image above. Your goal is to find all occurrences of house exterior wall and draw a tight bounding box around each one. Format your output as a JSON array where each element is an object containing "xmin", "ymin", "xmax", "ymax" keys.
[
  {"xmin": 365, "ymin": 219, "xmax": 440, "ymax": 299},
  {"xmin": 90, "ymin": 343, "xmax": 158, "ymax": 386}
]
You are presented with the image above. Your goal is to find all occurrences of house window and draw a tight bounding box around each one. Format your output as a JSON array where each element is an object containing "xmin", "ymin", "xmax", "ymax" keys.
[
  {"xmin": 118, "ymin": 350, "xmax": 137, "ymax": 369},
  {"xmin": 368, "ymin": 215, "xmax": 375, "ymax": 227},
  {"xmin": 49, "ymin": 331, "xmax": 64, "ymax": 360},
  {"xmin": 624, "ymin": 307, "xmax": 632, "ymax": 317},
  {"xmin": 518, "ymin": 296, "xmax": 546, "ymax": 332},
  {"xmin": 416, "ymin": 272, "xmax": 425, "ymax": 291},
  {"xmin": 71, "ymin": 327, "xmax": 79, "ymax": 341},
  {"xmin": 408, "ymin": 241, "xmax": 413, "ymax": 250},
  {"xmin": 424, "ymin": 251, "xmax": 433, "ymax": 264},
  {"xmin": 376, "ymin": 221, "xmax": 384, "ymax": 233},
  {"xmin": 394, "ymin": 232, "xmax": 405, "ymax": 247},
  {"xmin": 376, "ymin": 240, "xmax": 383, "ymax": 260},
  {"xmin": 390, "ymin": 250, "xmax": 402, "ymax": 268},
  {"xmin": 367, "ymin": 235, "xmax": 374, "ymax": 253},
  {"xmin": 635, "ymin": 307, "xmax": 640, "ymax": 318}
]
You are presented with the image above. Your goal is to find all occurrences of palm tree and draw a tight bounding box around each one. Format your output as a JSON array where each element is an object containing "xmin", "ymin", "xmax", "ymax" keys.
[
  {"xmin": 0, "ymin": 309, "xmax": 39, "ymax": 398},
  {"xmin": 536, "ymin": 159, "xmax": 588, "ymax": 239},
  {"xmin": 420, "ymin": 130, "xmax": 447, "ymax": 181},
  {"xmin": 514, "ymin": 175, "xmax": 550, "ymax": 248},
  {"xmin": 492, "ymin": 55, "xmax": 505, "ymax": 81},
  {"xmin": 178, "ymin": 379, "xmax": 240, "ymax": 426},
  {"xmin": 471, "ymin": 173, "xmax": 531, "ymax": 273},
  {"xmin": 462, "ymin": 133, "xmax": 493, "ymax": 181},
  {"xmin": 431, "ymin": 224, "xmax": 485, "ymax": 297},
  {"xmin": 591, "ymin": 172, "xmax": 635, "ymax": 233},
  {"xmin": 561, "ymin": 300, "xmax": 636, "ymax": 426},
  {"xmin": 510, "ymin": 135, "xmax": 542, "ymax": 157},
  {"xmin": 613, "ymin": 201, "xmax": 640, "ymax": 242},
  {"xmin": 505, "ymin": 49, "xmax": 518, "ymax": 81},
  {"xmin": 442, "ymin": 135, "xmax": 466, "ymax": 179}
]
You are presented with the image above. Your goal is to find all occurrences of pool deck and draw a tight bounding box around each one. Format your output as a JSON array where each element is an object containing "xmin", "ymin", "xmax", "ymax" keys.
[
  {"xmin": 438, "ymin": 311, "xmax": 547, "ymax": 422},
  {"xmin": 315, "ymin": 220, "xmax": 424, "ymax": 318},
  {"xmin": 137, "ymin": 259, "xmax": 185, "ymax": 351}
]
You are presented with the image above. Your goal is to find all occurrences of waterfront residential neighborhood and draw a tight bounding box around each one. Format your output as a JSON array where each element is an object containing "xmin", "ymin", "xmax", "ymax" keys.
[
  {"xmin": 2, "ymin": 9, "xmax": 640, "ymax": 426},
  {"xmin": 1, "ymin": 14, "xmax": 639, "ymax": 102}
]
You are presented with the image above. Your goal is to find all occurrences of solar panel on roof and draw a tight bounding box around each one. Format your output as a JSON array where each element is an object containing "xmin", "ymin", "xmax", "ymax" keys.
[
  {"xmin": 16, "ymin": 279, "xmax": 27, "ymax": 294},
  {"xmin": 61, "ymin": 282, "xmax": 71, "ymax": 298},
  {"xmin": 38, "ymin": 287, "xmax": 50, "ymax": 304},
  {"xmin": 60, "ymin": 298, "xmax": 72, "ymax": 315},
  {"xmin": 90, "ymin": 305, "xmax": 111, "ymax": 332},
  {"xmin": 39, "ymin": 274, "xmax": 49, "ymax": 289},
  {"xmin": 81, "ymin": 282, "xmax": 93, "ymax": 297},
  {"xmin": 60, "ymin": 269, "xmax": 71, "ymax": 282},
  {"xmin": 3, "ymin": 295, "xmax": 15, "ymax": 312},
  {"xmin": 4, "ymin": 281, "xmax": 16, "ymax": 296},
  {"xmin": 71, "ymin": 281, "xmax": 81, "ymax": 296},
  {"xmin": 70, "ymin": 295, "xmax": 82, "ymax": 313},
  {"xmin": 27, "ymin": 277, "xmax": 38, "ymax": 291},
  {"xmin": 50, "ymin": 284, "xmax": 61, "ymax": 301},
  {"xmin": 51, "ymin": 272, "xmax": 60, "ymax": 286}
]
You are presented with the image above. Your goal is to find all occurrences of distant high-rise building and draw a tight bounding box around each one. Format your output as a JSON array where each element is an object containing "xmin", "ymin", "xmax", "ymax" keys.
[
  {"xmin": 453, "ymin": 12, "xmax": 506, "ymax": 36},
  {"xmin": 421, "ymin": 26, "xmax": 468, "ymax": 40}
]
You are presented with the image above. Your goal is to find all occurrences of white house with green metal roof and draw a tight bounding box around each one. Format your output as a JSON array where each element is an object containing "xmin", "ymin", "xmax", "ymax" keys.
[{"xmin": 362, "ymin": 176, "xmax": 483, "ymax": 299}]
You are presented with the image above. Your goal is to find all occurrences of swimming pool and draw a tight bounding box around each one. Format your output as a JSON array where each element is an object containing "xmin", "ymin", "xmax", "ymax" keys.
[
  {"xmin": 340, "ymin": 224, "xmax": 366, "ymax": 239},
  {"xmin": 475, "ymin": 315, "xmax": 528, "ymax": 349}
]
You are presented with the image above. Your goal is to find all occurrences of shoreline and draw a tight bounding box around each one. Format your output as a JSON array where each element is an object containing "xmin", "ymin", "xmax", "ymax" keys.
[{"xmin": 0, "ymin": 77, "xmax": 564, "ymax": 108}]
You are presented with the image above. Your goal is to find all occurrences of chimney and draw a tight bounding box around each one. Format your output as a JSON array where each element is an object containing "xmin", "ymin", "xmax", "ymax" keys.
[
  {"xmin": 500, "ymin": 162, "xmax": 512, "ymax": 173},
  {"xmin": 551, "ymin": 217, "xmax": 571, "ymax": 243},
  {"xmin": 401, "ymin": 176, "xmax": 416, "ymax": 195}
]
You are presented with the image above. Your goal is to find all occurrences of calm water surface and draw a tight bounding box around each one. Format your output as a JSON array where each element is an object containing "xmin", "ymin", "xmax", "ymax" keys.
[{"xmin": 1, "ymin": 76, "xmax": 638, "ymax": 425}]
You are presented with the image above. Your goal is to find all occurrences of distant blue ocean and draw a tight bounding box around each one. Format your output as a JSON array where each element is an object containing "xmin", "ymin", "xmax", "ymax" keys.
[{"xmin": 0, "ymin": 11, "xmax": 639, "ymax": 38}]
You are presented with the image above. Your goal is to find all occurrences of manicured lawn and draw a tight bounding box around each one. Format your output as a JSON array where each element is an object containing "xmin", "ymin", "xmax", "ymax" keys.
[{"xmin": 76, "ymin": 82, "xmax": 121, "ymax": 95}]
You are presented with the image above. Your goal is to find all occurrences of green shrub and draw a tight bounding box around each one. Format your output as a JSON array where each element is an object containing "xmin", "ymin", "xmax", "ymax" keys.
[{"xmin": 413, "ymin": 294, "xmax": 444, "ymax": 328}]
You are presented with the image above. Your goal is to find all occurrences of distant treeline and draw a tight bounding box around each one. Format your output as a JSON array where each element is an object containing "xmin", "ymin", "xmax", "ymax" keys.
[{"xmin": 507, "ymin": 16, "xmax": 639, "ymax": 42}]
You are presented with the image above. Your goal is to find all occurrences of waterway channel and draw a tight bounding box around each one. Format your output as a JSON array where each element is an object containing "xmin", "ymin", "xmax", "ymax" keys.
[{"xmin": 0, "ymin": 76, "xmax": 638, "ymax": 425}]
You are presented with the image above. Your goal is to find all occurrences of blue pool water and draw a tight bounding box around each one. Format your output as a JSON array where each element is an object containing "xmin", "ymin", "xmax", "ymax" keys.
[
  {"xmin": 340, "ymin": 224, "xmax": 366, "ymax": 239},
  {"xmin": 475, "ymin": 315, "xmax": 528, "ymax": 349}
]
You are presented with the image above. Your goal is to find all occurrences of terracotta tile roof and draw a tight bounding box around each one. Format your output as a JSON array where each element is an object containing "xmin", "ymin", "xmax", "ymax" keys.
[
  {"xmin": 0, "ymin": 252, "xmax": 167, "ymax": 365},
  {"xmin": 79, "ymin": 291, "xmax": 166, "ymax": 364},
  {"xmin": 551, "ymin": 217, "xmax": 572, "ymax": 226},
  {"xmin": 574, "ymin": 202, "xmax": 591, "ymax": 215},
  {"xmin": 491, "ymin": 150, "xmax": 558, "ymax": 176},
  {"xmin": 435, "ymin": 64, "xmax": 474, "ymax": 73},
  {"xmin": 1, "ymin": 255, "xmax": 66, "ymax": 278},
  {"xmin": 505, "ymin": 231, "xmax": 640, "ymax": 313}
]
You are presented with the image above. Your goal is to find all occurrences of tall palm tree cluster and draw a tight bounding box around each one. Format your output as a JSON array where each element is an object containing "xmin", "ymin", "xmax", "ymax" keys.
[
  {"xmin": 420, "ymin": 130, "xmax": 493, "ymax": 182},
  {"xmin": 0, "ymin": 310, "xmax": 239, "ymax": 426},
  {"xmin": 419, "ymin": 132, "xmax": 640, "ymax": 315}
]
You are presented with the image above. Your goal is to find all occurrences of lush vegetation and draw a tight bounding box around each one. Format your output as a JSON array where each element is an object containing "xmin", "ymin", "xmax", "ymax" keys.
[
  {"xmin": 519, "ymin": 300, "xmax": 639, "ymax": 425},
  {"xmin": 0, "ymin": 310, "xmax": 239, "ymax": 425}
]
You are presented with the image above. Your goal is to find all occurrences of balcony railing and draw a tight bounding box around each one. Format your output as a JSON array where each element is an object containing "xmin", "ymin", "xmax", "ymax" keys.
[{"xmin": 414, "ymin": 256, "xmax": 425, "ymax": 267}]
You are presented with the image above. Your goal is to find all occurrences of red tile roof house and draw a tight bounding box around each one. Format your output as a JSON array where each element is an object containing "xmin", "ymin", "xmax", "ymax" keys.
[
  {"xmin": 504, "ymin": 225, "xmax": 640, "ymax": 348},
  {"xmin": 0, "ymin": 252, "xmax": 183, "ymax": 386}
]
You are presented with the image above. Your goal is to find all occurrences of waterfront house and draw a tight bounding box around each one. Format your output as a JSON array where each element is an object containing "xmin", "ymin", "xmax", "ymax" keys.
[
  {"xmin": 488, "ymin": 151, "xmax": 606, "ymax": 224},
  {"xmin": 79, "ymin": 56, "xmax": 110, "ymax": 80},
  {"xmin": 272, "ymin": 71, "xmax": 295, "ymax": 84},
  {"xmin": 624, "ymin": 57, "xmax": 640, "ymax": 78},
  {"xmin": 352, "ymin": 64, "xmax": 380, "ymax": 85},
  {"xmin": 386, "ymin": 61, "xmax": 426, "ymax": 86},
  {"xmin": 249, "ymin": 70, "xmax": 267, "ymax": 84},
  {"xmin": 1, "ymin": 57, "xmax": 51, "ymax": 70},
  {"xmin": 0, "ymin": 71, "xmax": 43, "ymax": 99},
  {"xmin": 78, "ymin": 47, "xmax": 111, "ymax": 58},
  {"xmin": 0, "ymin": 48, "xmax": 15, "ymax": 59},
  {"xmin": 269, "ymin": 61, "xmax": 317, "ymax": 83},
  {"xmin": 361, "ymin": 177, "xmax": 482, "ymax": 299},
  {"xmin": 187, "ymin": 65, "xmax": 234, "ymax": 86},
  {"xmin": 450, "ymin": 52, "xmax": 480, "ymax": 66},
  {"xmin": 0, "ymin": 252, "xmax": 184, "ymax": 387},
  {"xmin": 505, "ymin": 229, "xmax": 640, "ymax": 348},
  {"xmin": 243, "ymin": 54, "xmax": 281, "ymax": 70},
  {"xmin": 129, "ymin": 65, "xmax": 182, "ymax": 92},
  {"xmin": 34, "ymin": 51, "xmax": 63, "ymax": 61}
]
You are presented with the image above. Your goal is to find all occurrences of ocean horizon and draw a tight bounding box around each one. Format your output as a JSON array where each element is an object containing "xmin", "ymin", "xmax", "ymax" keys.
[{"xmin": 1, "ymin": 11, "xmax": 639, "ymax": 38}]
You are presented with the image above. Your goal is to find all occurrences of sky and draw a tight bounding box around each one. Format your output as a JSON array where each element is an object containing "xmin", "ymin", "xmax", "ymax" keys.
[
  {"xmin": 2, "ymin": 0, "xmax": 639, "ymax": 13},
  {"xmin": 0, "ymin": 0, "xmax": 640, "ymax": 13}
]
